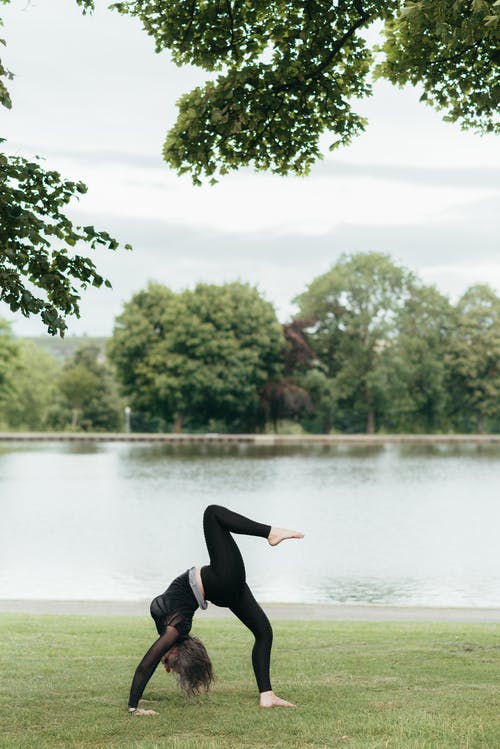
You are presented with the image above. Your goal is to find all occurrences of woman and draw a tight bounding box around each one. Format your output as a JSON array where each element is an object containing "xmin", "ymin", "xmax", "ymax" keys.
[{"xmin": 128, "ymin": 504, "xmax": 304, "ymax": 715}]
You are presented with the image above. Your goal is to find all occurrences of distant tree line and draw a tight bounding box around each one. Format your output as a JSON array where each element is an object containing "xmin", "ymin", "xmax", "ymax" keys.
[{"xmin": 1, "ymin": 253, "xmax": 499, "ymax": 434}]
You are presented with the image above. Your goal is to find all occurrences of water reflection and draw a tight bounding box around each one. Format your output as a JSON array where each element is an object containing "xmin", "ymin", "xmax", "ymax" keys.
[
  {"xmin": 124, "ymin": 442, "xmax": 388, "ymax": 462},
  {"xmin": 0, "ymin": 442, "xmax": 499, "ymax": 606}
]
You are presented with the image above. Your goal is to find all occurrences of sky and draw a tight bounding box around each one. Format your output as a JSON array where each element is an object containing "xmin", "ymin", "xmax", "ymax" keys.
[{"xmin": 2, "ymin": 0, "xmax": 499, "ymax": 337}]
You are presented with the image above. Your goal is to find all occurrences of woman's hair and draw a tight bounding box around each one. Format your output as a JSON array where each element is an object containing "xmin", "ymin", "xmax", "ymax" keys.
[{"xmin": 174, "ymin": 636, "xmax": 214, "ymax": 696}]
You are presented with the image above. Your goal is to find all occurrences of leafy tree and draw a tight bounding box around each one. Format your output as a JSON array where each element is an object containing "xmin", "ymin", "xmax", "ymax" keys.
[
  {"xmin": 108, "ymin": 282, "xmax": 284, "ymax": 432},
  {"xmin": 107, "ymin": 0, "xmax": 390, "ymax": 182},
  {"xmin": 385, "ymin": 284, "xmax": 454, "ymax": 432},
  {"xmin": 295, "ymin": 252, "xmax": 415, "ymax": 433},
  {"xmin": 446, "ymin": 285, "xmax": 500, "ymax": 433},
  {"xmin": 105, "ymin": 283, "xmax": 177, "ymax": 431},
  {"xmin": 376, "ymin": 0, "xmax": 500, "ymax": 135},
  {"xmin": 0, "ymin": 146, "xmax": 130, "ymax": 336},
  {"xmin": 106, "ymin": 283, "xmax": 175, "ymax": 390},
  {"xmin": 49, "ymin": 343, "xmax": 123, "ymax": 431},
  {"xmin": 282, "ymin": 318, "xmax": 317, "ymax": 375},
  {"xmin": 1, "ymin": 5, "xmax": 130, "ymax": 335},
  {"xmin": 0, "ymin": 318, "xmax": 17, "ymax": 426},
  {"xmin": 299, "ymin": 365, "xmax": 338, "ymax": 433},
  {"xmin": 95, "ymin": 0, "xmax": 498, "ymax": 182},
  {"xmin": 259, "ymin": 381, "xmax": 313, "ymax": 433},
  {"xmin": 259, "ymin": 319, "xmax": 315, "ymax": 432},
  {"xmin": 0, "ymin": 338, "xmax": 60, "ymax": 430}
]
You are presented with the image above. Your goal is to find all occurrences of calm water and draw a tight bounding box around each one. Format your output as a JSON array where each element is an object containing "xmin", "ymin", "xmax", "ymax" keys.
[{"xmin": 0, "ymin": 442, "xmax": 499, "ymax": 607}]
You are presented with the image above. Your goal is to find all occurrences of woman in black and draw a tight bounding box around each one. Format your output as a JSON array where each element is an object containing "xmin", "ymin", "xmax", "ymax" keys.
[{"xmin": 128, "ymin": 504, "xmax": 304, "ymax": 715}]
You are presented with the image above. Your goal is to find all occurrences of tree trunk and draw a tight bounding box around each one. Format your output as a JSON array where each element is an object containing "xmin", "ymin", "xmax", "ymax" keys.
[
  {"xmin": 174, "ymin": 411, "xmax": 183, "ymax": 433},
  {"xmin": 71, "ymin": 408, "xmax": 79, "ymax": 429},
  {"xmin": 366, "ymin": 409, "xmax": 375, "ymax": 434}
]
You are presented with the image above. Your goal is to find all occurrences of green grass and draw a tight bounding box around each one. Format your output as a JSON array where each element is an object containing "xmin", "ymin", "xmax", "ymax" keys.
[{"xmin": 0, "ymin": 614, "xmax": 498, "ymax": 749}]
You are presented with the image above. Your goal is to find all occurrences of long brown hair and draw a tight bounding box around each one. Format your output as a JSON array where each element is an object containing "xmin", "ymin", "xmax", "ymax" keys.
[{"xmin": 175, "ymin": 636, "xmax": 214, "ymax": 696}]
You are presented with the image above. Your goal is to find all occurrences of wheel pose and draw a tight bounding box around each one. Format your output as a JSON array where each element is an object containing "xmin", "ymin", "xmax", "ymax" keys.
[{"xmin": 128, "ymin": 504, "xmax": 304, "ymax": 715}]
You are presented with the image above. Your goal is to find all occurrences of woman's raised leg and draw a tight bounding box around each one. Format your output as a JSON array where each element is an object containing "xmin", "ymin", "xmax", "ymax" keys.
[
  {"xmin": 201, "ymin": 505, "xmax": 304, "ymax": 607},
  {"xmin": 201, "ymin": 505, "xmax": 270, "ymax": 605}
]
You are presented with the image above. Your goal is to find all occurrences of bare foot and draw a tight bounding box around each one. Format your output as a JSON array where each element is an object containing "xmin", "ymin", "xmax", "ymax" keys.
[
  {"xmin": 259, "ymin": 691, "xmax": 296, "ymax": 708},
  {"xmin": 130, "ymin": 708, "xmax": 158, "ymax": 716},
  {"xmin": 267, "ymin": 527, "xmax": 304, "ymax": 546}
]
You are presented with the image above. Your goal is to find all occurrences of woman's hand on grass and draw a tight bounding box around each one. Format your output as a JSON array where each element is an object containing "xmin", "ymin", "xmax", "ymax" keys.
[{"xmin": 259, "ymin": 690, "xmax": 296, "ymax": 708}]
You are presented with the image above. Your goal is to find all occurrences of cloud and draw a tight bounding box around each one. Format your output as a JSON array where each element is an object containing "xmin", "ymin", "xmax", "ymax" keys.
[
  {"xmin": 7, "ymin": 139, "xmax": 500, "ymax": 191},
  {"xmin": 77, "ymin": 194, "xmax": 498, "ymax": 270},
  {"xmin": 310, "ymin": 161, "xmax": 500, "ymax": 190},
  {"xmin": 4, "ymin": 143, "xmax": 164, "ymax": 171}
]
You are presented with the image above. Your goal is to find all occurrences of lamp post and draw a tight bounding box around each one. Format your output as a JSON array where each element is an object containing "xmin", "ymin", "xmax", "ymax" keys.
[{"xmin": 124, "ymin": 406, "xmax": 131, "ymax": 433}]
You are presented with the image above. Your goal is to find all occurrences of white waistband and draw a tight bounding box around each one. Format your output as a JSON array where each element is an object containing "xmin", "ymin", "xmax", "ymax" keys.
[{"xmin": 188, "ymin": 567, "xmax": 208, "ymax": 610}]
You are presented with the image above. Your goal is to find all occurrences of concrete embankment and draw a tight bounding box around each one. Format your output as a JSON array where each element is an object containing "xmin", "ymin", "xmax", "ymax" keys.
[
  {"xmin": 1, "ymin": 600, "xmax": 499, "ymax": 623},
  {"xmin": 1, "ymin": 432, "xmax": 499, "ymax": 445}
]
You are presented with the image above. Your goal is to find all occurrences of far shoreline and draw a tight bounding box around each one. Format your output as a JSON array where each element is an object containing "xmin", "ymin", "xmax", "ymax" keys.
[
  {"xmin": 1, "ymin": 600, "xmax": 499, "ymax": 623},
  {"xmin": 1, "ymin": 432, "xmax": 500, "ymax": 445}
]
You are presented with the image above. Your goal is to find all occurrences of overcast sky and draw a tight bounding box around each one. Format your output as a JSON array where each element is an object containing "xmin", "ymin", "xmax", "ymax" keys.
[{"xmin": 2, "ymin": 0, "xmax": 499, "ymax": 337}]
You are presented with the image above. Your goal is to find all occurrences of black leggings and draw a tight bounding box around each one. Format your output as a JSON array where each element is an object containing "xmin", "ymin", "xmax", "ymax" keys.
[{"xmin": 200, "ymin": 505, "xmax": 274, "ymax": 693}]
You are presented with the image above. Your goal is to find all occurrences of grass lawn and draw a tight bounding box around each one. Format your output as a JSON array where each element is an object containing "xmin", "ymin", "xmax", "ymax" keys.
[{"xmin": 0, "ymin": 614, "xmax": 498, "ymax": 749}]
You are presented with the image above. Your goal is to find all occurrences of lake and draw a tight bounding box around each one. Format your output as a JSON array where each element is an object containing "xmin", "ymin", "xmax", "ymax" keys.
[{"xmin": 0, "ymin": 441, "xmax": 499, "ymax": 607}]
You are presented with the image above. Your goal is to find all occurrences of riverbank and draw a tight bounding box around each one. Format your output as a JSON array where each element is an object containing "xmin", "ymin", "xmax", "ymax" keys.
[
  {"xmin": 2, "ymin": 599, "xmax": 500, "ymax": 622},
  {"xmin": 1, "ymin": 432, "xmax": 500, "ymax": 444}
]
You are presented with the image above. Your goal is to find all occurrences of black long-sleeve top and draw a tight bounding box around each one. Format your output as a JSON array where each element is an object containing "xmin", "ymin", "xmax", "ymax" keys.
[{"xmin": 128, "ymin": 571, "xmax": 198, "ymax": 708}]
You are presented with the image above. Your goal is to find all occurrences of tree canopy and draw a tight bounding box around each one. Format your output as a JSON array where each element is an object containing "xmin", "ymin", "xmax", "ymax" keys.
[
  {"xmin": 293, "ymin": 256, "xmax": 500, "ymax": 434},
  {"xmin": 295, "ymin": 252, "xmax": 416, "ymax": 432},
  {"xmin": 0, "ymin": 145, "xmax": 130, "ymax": 336},
  {"xmin": 446, "ymin": 285, "xmax": 500, "ymax": 433},
  {"xmin": 0, "ymin": 333, "xmax": 59, "ymax": 431},
  {"xmin": 387, "ymin": 284, "xmax": 453, "ymax": 432},
  {"xmin": 49, "ymin": 342, "xmax": 123, "ymax": 431},
  {"xmin": 99, "ymin": 0, "xmax": 499, "ymax": 183},
  {"xmin": 1, "ymin": 4, "xmax": 130, "ymax": 336},
  {"xmin": 0, "ymin": 318, "xmax": 17, "ymax": 418},
  {"xmin": 108, "ymin": 281, "xmax": 284, "ymax": 432},
  {"xmin": 376, "ymin": 0, "xmax": 500, "ymax": 135},
  {"xmin": 0, "ymin": 319, "xmax": 61, "ymax": 430}
]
